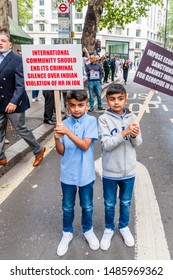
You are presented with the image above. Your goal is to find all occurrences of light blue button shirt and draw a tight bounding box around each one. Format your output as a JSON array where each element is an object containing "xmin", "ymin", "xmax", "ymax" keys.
[
  {"xmin": 0, "ymin": 50, "xmax": 11, "ymax": 63},
  {"xmin": 60, "ymin": 112, "xmax": 98, "ymax": 187}
]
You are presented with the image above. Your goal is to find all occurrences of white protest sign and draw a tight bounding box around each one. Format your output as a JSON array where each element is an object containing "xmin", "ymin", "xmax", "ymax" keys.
[{"xmin": 21, "ymin": 44, "xmax": 84, "ymax": 90}]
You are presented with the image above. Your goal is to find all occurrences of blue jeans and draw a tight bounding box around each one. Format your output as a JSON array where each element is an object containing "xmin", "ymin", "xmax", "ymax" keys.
[
  {"xmin": 88, "ymin": 80, "xmax": 103, "ymax": 109},
  {"xmin": 61, "ymin": 181, "xmax": 94, "ymax": 233},
  {"xmin": 102, "ymin": 177, "xmax": 135, "ymax": 230},
  {"xmin": 32, "ymin": 90, "xmax": 39, "ymax": 99}
]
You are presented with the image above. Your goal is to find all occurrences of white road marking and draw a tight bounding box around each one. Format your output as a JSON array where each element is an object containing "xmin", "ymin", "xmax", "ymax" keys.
[
  {"xmin": 135, "ymin": 162, "xmax": 170, "ymax": 260},
  {"xmin": 170, "ymin": 118, "xmax": 173, "ymax": 123},
  {"xmin": 157, "ymin": 96, "xmax": 162, "ymax": 102},
  {"xmin": 95, "ymin": 157, "xmax": 170, "ymax": 260},
  {"xmin": 162, "ymin": 104, "xmax": 169, "ymax": 111},
  {"xmin": 0, "ymin": 138, "xmax": 55, "ymax": 205}
]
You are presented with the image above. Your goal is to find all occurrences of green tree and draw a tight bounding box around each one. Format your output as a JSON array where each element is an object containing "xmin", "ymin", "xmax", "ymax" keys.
[
  {"xmin": 18, "ymin": 0, "xmax": 33, "ymax": 26},
  {"xmin": 0, "ymin": 0, "xmax": 9, "ymax": 32},
  {"xmin": 73, "ymin": 0, "xmax": 163, "ymax": 52}
]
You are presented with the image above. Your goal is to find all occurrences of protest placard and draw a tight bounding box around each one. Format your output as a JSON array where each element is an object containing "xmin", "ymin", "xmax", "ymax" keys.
[
  {"xmin": 21, "ymin": 44, "xmax": 84, "ymax": 122},
  {"xmin": 133, "ymin": 41, "xmax": 173, "ymax": 123},
  {"xmin": 21, "ymin": 44, "xmax": 83, "ymax": 91},
  {"xmin": 134, "ymin": 41, "xmax": 173, "ymax": 96}
]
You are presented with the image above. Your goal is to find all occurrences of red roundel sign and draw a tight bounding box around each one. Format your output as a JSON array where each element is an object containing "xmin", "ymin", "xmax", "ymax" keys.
[{"xmin": 59, "ymin": 3, "xmax": 68, "ymax": 13}]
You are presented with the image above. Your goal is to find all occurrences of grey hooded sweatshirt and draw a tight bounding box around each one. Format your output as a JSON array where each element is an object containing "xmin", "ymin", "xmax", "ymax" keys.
[{"xmin": 98, "ymin": 109, "xmax": 142, "ymax": 178}]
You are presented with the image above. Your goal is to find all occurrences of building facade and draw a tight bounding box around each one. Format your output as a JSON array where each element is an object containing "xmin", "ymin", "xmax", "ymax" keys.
[{"xmin": 23, "ymin": 0, "xmax": 166, "ymax": 62}]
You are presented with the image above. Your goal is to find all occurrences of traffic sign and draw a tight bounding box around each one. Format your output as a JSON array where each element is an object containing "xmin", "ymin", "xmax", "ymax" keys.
[
  {"xmin": 59, "ymin": 3, "xmax": 68, "ymax": 13},
  {"xmin": 68, "ymin": 0, "xmax": 74, "ymax": 3}
]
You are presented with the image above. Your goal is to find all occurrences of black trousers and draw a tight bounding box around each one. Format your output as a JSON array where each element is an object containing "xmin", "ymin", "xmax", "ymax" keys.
[
  {"xmin": 111, "ymin": 68, "xmax": 115, "ymax": 81},
  {"xmin": 42, "ymin": 90, "xmax": 55, "ymax": 121},
  {"xmin": 123, "ymin": 70, "xmax": 128, "ymax": 83},
  {"xmin": 103, "ymin": 67, "xmax": 110, "ymax": 82}
]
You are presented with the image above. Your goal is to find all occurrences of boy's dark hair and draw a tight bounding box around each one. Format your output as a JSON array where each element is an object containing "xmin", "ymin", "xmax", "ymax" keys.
[
  {"xmin": 106, "ymin": 83, "xmax": 127, "ymax": 95},
  {"xmin": 66, "ymin": 89, "xmax": 88, "ymax": 101}
]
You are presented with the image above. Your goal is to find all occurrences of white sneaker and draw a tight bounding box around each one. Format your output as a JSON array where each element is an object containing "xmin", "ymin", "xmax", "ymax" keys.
[
  {"xmin": 100, "ymin": 228, "xmax": 114, "ymax": 250},
  {"xmin": 119, "ymin": 227, "xmax": 135, "ymax": 247},
  {"xmin": 84, "ymin": 228, "xmax": 99, "ymax": 250},
  {"xmin": 57, "ymin": 231, "xmax": 73, "ymax": 256},
  {"xmin": 32, "ymin": 98, "xmax": 36, "ymax": 103}
]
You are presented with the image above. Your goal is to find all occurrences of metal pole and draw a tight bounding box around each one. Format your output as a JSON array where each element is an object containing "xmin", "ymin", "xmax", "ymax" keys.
[
  {"xmin": 164, "ymin": 0, "xmax": 169, "ymax": 49},
  {"xmin": 70, "ymin": 3, "xmax": 73, "ymax": 44}
]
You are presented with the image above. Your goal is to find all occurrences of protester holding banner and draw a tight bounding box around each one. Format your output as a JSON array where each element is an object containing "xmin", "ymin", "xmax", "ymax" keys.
[
  {"xmin": 98, "ymin": 83, "xmax": 142, "ymax": 250},
  {"xmin": 0, "ymin": 32, "xmax": 46, "ymax": 167},
  {"xmin": 54, "ymin": 89, "xmax": 99, "ymax": 257}
]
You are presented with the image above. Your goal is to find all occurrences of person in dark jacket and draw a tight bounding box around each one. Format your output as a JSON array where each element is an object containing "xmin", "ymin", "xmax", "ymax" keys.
[
  {"xmin": 103, "ymin": 56, "xmax": 110, "ymax": 83},
  {"xmin": 123, "ymin": 60, "xmax": 129, "ymax": 84},
  {"xmin": 0, "ymin": 32, "xmax": 45, "ymax": 167}
]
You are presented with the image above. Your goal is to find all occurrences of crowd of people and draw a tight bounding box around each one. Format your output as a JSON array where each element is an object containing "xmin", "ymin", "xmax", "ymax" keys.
[{"xmin": 0, "ymin": 32, "xmax": 142, "ymax": 258}]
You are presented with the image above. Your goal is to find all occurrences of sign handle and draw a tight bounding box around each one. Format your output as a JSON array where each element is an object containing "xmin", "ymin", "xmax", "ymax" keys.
[
  {"xmin": 54, "ymin": 90, "xmax": 62, "ymax": 123},
  {"xmin": 135, "ymin": 89, "xmax": 155, "ymax": 124}
]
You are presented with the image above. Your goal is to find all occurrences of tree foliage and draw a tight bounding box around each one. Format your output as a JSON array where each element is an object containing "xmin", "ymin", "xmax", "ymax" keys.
[
  {"xmin": 18, "ymin": 0, "xmax": 33, "ymax": 26},
  {"xmin": 74, "ymin": 0, "xmax": 163, "ymax": 31},
  {"xmin": 72, "ymin": 0, "xmax": 164, "ymax": 51}
]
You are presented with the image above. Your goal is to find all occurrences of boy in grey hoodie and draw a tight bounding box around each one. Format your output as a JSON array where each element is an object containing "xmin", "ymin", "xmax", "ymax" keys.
[{"xmin": 98, "ymin": 83, "xmax": 142, "ymax": 250}]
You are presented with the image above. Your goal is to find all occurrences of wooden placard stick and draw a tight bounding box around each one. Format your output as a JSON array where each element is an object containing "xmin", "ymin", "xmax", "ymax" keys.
[
  {"xmin": 54, "ymin": 90, "xmax": 62, "ymax": 123},
  {"xmin": 134, "ymin": 89, "xmax": 155, "ymax": 124}
]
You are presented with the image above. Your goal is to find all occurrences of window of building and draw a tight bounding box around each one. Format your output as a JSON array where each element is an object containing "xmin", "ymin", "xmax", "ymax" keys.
[
  {"xmin": 147, "ymin": 31, "xmax": 150, "ymax": 38},
  {"xmin": 39, "ymin": 9, "xmax": 45, "ymax": 17},
  {"xmin": 39, "ymin": 0, "xmax": 44, "ymax": 5},
  {"xmin": 75, "ymin": 12, "xmax": 83, "ymax": 19},
  {"xmin": 51, "ymin": 38, "xmax": 59, "ymax": 44},
  {"xmin": 135, "ymin": 42, "xmax": 141, "ymax": 49},
  {"xmin": 134, "ymin": 52, "xmax": 141, "ymax": 60},
  {"xmin": 115, "ymin": 27, "xmax": 122, "ymax": 35},
  {"xmin": 52, "ymin": 10, "xmax": 58, "ymax": 19},
  {"xmin": 39, "ymin": 38, "xmax": 45, "ymax": 44},
  {"xmin": 73, "ymin": 39, "xmax": 81, "ymax": 44},
  {"xmin": 74, "ymin": 24, "xmax": 82, "ymax": 32},
  {"xmin": 126, "ymin": 28, "xmax": 129, "ymax": 36},
  {"xmin": 136, "ymin": 29, "xmax": 141, "ymax": 37},
  {"xmin": 136, "ymin": 18, "xmax": 141, "ymax": 24},
  {"xmin": 39, "ymin": 24, "xmax": 45, "ymax": 31},
  {"xmin": 51, "ymin": 24, "xmax": 59, "ymax": 32},
  {"xmin": 26, "ymin": 24, "xmax": 33, "ymax": 31},
  {"xmin": 106, "ymin": 41, "xmax": 129, "ymax": 60}
]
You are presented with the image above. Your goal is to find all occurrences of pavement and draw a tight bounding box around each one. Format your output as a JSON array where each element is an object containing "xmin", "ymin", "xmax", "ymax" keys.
[{"xmin": 0, "ymin": 80, "xmax": 119, "ymax": 177}]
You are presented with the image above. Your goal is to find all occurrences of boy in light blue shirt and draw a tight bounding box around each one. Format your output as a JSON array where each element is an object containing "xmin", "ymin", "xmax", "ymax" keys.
[{"xmin": 54, "ymin": 89, "xmax": 99, "ymax": 256}]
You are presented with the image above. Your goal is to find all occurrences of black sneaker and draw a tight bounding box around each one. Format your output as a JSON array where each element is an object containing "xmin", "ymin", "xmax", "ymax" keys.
[
  {"xmin": 88, "ymin": 108, "xmax": 94, "ymax": 112},
  {"xmin": 97, "ymin": 107, "xmax": 105, "ymax": 112}
]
